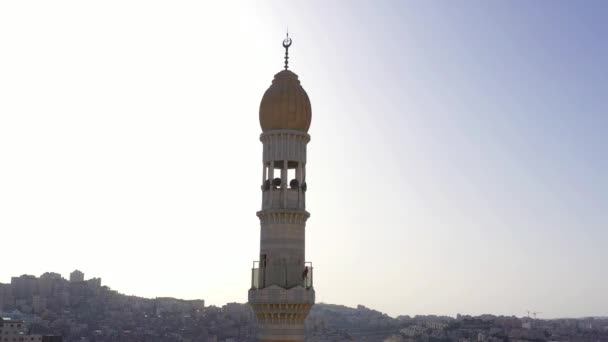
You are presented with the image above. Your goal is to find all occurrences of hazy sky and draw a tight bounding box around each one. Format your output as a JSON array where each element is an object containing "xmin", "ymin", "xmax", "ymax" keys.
[{"xmin": 1, "ymin": 1, "xmax": 606, "ymax": 318}]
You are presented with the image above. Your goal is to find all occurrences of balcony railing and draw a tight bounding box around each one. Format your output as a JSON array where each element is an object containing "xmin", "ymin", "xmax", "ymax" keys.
[
  {"xmin": 251, "ymin": 261, "xmax": 313, "ymax": 290},
  {"xmin": 262, "ymin": 188, "xmax": 305, "ymax": 210}
]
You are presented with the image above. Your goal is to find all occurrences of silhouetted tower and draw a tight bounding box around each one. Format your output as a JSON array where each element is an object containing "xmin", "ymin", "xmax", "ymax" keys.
[
  {"xmin": 70, "ymin": 270, "xmax": 84, "ymax": 282},
  {"xmin": 248, "ymin": 33, "xmax": 315, "ymax": 342}
]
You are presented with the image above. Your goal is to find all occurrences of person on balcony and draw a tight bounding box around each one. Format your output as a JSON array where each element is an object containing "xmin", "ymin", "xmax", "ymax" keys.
[{"xmin": 302, "ymin": 266, "xmax": 309, "ymax": 282}]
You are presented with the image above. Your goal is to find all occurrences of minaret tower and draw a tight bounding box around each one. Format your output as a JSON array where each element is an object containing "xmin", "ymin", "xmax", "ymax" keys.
[{"xmin": 248, "ymin": 34, "xmax": 315, "ymax": 342}]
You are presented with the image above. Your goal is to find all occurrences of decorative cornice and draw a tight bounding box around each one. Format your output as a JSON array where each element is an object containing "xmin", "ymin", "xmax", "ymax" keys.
[
  {"xmin": 250, "ymin": 303, "xmax": 313, "ymax": 325},
  {"xmin": 257, "ymin": 209, "xmax": 310, "ymax": 224},
  {"xmin": 260, "ymin": 130, "xmax": 310, "ymax": 142}
]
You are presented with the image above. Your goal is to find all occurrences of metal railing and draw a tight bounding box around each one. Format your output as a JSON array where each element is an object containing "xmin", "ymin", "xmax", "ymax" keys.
[{"xmin": 251, "ymin": 261, "xmax": 313, "ymax": 290}]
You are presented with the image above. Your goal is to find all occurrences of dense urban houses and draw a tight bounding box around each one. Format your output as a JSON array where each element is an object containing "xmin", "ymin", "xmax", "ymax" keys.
[
  {"xmin": 2, "ymin": 270, "xmax": 608, "ymax": 341},
  {"xmin": 0, "ymin": 317, "xmax": 62, "ymax": 342}
]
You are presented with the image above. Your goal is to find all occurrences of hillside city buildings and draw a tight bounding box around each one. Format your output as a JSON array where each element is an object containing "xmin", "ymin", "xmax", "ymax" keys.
[
  {"xmin": 2, "ymin": 270, "xmax": 608, "ymax": 341},
  {"xmin": 0, "ymin": 270, "xmax": 213, "ymax": 341}
]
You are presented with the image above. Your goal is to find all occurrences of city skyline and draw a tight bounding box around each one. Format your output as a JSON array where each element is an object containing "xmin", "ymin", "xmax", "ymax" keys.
[
  {"xmin": 7, "ymin": 268, "xmax": 608, "ymax": 342},
  {"xmin": 1, "ymin": 1, "xmax": 606, "ymax": 319}
]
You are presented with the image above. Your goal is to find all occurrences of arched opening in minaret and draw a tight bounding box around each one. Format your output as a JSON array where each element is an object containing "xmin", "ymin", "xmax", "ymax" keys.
[
  {"xmin": 287, "ymin": 168, "xmax": 297, "ymax": 188},
  {"xmin": 262, "ymin": 161, "xmax": 305, "ymax": 191},
  {"xmin": 261, "ymin": 160, "xmax": 306, "ymax": 209}
]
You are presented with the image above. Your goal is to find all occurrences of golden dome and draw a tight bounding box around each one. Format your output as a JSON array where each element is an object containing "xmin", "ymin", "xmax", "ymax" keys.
[{"xmin": 259, "ymin": 70, "xmax": 311, "ymax": 133}]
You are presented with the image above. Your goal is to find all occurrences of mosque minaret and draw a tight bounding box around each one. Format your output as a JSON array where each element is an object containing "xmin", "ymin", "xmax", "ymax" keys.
[{"xmin": 248, "ymin": 34, "xmax": 315, "ymax": 342}]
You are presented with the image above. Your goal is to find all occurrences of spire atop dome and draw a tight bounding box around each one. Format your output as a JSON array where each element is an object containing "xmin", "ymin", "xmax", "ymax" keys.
[{"xmin": 282, "ymin": 31, "xmax": 292, "ymax": 70}]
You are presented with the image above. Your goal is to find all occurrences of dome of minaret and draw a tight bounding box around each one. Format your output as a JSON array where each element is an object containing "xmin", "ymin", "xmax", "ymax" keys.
[{"xmin": 259, "ymin": 69, "xmax": 312, "ymax": 133}]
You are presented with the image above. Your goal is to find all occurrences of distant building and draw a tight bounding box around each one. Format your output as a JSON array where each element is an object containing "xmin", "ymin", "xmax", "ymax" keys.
[
  {"xmin": 0, "ymin": 317, "xmax": 26, "ymax": 335},
  {"xmin": 0, "ymin": 317, "xmax": 62, "ymax": 342},
  {"xmin": 222, "ymin": 302, "xmax": 253, "ymax": 321},
  {"xmin": 186, "ymin": 299, "xmax": 205, "ymax": 313},
  {"xmin": 10, "ymin": 275, "xmax": 37, "ymax": 299},
  {"xmin": 69, "ymin": 270, "xmax": 84, "ymax": 283},
  {"xmin": 0, "ymin": 283, "xmax": 15, "ymax": 312},
  {"xmin": 38, "ymin": 272, "xmax": 63, "ymax": 297},
  {"xmin": 39, "ymin": 272, "xmax": 62, "ymax": 280},
  {"xmin": 32, "ymin": 294, "xmax": 47, "ymax": 314},
  {"xmin": 86, "ymin": 277, "xmax": 101, "ymax": 288},
  {"xmin": 154, "ymin": 297, "xmax": 190, "ymax": 315}
]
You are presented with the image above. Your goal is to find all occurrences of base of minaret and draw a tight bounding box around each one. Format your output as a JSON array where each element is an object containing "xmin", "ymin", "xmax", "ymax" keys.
[{"xmin": 249, "ymin": 285, "xmax": 315, "ymax": 342}]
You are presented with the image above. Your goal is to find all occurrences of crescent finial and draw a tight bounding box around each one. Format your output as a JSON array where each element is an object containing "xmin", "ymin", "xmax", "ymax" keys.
[{"xmin": 283, "ymin": 31, "xmax": 292, "ymax": 70}]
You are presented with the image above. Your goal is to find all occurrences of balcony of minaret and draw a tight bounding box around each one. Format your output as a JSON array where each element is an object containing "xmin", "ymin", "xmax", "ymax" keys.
[
  {"xmin": 261, "ymin": 160, "xmax": 306, "ymax": 210},
  {"xmin": 251, "ymin": 261, "xmax": 313, "ymax": 290}
]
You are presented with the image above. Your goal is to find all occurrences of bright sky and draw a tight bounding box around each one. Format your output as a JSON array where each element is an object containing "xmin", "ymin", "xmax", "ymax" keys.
[{"xmin": 1, "ymin": 1, "xmax": 606, "ymax": 318}]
